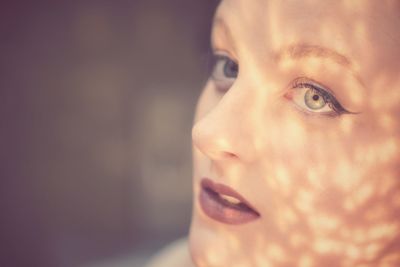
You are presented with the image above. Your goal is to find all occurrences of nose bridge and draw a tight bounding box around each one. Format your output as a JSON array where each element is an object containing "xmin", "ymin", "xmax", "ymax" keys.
[{"xmin": 192, "ymin": 85, "xmax": 258, "ymax": 163}]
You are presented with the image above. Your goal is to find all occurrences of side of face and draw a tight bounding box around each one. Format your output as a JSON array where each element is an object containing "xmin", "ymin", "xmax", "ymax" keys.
[{"xmin": 189, "ymin": 0, "xmax": 400, "ymax": 266}]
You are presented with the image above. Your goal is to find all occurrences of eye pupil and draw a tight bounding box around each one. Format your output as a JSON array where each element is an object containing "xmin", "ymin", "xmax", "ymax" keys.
[
  {"xmin": 224, "ymin": 60, "xmax": 238, "ymax": 78},
  {"xmin": 304, "ymin": 89, "xmax": 326, "ymax": 110}
]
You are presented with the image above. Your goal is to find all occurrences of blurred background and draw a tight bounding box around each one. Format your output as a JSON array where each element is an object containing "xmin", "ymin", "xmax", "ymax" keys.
[{"xmin": 0, "ymin": 0, "xmax": 218, "ymax": 266}]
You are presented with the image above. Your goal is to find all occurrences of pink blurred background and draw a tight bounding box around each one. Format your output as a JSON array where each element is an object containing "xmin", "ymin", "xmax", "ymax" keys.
[{"xmin": 0, "ymin": 0, "xmax": 218, "ymax": 266}]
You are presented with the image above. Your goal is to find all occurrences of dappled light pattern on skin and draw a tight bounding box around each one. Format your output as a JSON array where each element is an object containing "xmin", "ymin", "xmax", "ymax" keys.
[{"xmin": 189, "ymin": 0, "xmax": 400, "ymax": 266}]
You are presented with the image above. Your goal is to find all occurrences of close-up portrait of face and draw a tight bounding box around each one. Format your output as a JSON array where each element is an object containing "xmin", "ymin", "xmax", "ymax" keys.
[
  {"xmin": 2, "ymin": 1, "xmax": 400, "ymax": 267},
  {"xmin": 189, "ymin": 0, "xmax": 400, "ymax": 266}
]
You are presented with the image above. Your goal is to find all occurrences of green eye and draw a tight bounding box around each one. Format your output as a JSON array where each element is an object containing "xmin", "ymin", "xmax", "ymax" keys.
[
  {"xmin": 286, "ymin": 77, "xmax": 356, "ymax": 116},
  {"xmin": 304, "ymin": 89, "xmax": 326, "ymax": 110}
]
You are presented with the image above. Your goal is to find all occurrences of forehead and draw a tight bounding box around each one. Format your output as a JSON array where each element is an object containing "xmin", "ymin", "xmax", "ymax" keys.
[{"xmin": 214, "ymin": 0, "xmax": 400, "ymax": 75}]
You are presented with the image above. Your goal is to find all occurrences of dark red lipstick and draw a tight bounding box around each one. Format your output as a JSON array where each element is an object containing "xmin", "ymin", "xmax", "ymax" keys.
[{"xmin": 199, "ymin": 178, "xmax": 260, "ymax": 225}]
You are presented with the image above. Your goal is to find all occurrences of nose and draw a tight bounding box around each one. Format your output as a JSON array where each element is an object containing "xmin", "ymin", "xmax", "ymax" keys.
[{"xmin": 192, "ymin": 90, "xmax": 256, "ymax": 163}]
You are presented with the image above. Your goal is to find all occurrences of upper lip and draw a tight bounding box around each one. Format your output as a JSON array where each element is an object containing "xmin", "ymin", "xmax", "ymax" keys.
[{"xmin": 201, "ymin": 178, "xmax": 260, "ymax": 215}]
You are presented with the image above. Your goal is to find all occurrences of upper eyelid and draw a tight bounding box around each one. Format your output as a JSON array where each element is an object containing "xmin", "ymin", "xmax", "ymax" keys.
[
  {"xmin": 213, "ymin": 54, "xmax": 230, "ymax": 62},
  {"xmin": 292, "ymin": 77, "xmax": 335, "ymax": 96},
  {"xmin": 212, "ymin": 49, "xmax": 238, "ymax": 63}
]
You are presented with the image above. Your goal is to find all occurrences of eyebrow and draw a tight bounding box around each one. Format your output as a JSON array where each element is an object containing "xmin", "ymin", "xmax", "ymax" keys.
[
  {"xmin": 276, "ymin": 43, "xmax": 367, "ymax": 87},
  {"xmin": 275, "ymin": 44, "xmax": 353, "ymax": 68}
]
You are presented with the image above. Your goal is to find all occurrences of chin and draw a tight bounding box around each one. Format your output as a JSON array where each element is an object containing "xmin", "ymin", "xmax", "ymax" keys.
[{"xmin": 188, "ymin": 207, "xmax": 255, "ymax": 267}]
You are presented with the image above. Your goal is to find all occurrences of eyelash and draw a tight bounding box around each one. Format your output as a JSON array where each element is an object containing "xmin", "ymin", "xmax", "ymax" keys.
[{"xmin": 291, "ymin": 78, "xmax": 353, "ymax": 116}]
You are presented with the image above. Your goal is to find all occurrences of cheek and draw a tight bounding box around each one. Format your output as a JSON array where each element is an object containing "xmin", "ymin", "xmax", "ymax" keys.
[
  {"xmin": 257, "ymin": 110, "xmax": 400, "ymax": 193},
  {"xmin": 255, "ymin": 109, "xmax": 400, "ymax": 258}
]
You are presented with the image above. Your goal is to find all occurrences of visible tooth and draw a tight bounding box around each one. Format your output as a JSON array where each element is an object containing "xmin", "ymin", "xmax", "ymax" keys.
[{"xmin": 220, "ymin": 194, "xmax": 241, "ymax": 205}]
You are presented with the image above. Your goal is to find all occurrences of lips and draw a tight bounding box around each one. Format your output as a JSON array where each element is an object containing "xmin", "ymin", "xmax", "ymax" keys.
[{"xmin": 199, "ymin": 178, "xmax": 260, "ymax": 224}]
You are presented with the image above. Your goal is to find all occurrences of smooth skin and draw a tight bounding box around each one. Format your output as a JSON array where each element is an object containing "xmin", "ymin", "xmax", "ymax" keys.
[{"xmin": 149, "ymin": 0, "xmax": 400, "ymax": 266}]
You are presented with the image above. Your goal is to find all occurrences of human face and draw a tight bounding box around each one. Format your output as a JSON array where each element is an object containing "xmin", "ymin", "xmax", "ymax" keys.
[{"xmin": 189, "ymin": 0, "xmax": 400, "ymax": 266}]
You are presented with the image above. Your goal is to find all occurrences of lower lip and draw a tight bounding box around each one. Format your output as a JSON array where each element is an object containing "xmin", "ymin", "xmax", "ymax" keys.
[{"xmin": 199, "ymin": 179, "xmax": 260, "ymax": 225}]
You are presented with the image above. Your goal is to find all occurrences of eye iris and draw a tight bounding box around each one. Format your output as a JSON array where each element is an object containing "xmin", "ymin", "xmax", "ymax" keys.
[
  {"xmin": 223, "ymin": 60, "xmax": 238, "ymax": 78},
  {"xmin": 305, "ymin": 89, "xmax": 326, "ymax": 110}
]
